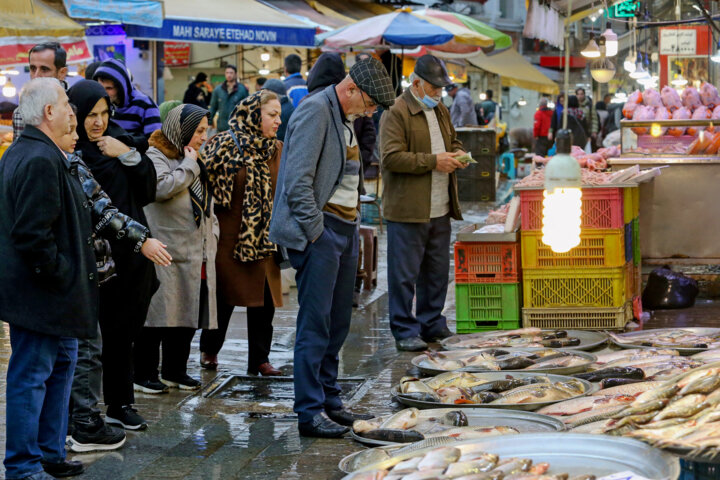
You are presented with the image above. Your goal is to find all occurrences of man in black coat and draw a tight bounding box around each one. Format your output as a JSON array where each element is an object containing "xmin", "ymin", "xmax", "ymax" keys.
[{"xmin": 0, "ymin": 78, "xmax": 89, "ymax": 480}]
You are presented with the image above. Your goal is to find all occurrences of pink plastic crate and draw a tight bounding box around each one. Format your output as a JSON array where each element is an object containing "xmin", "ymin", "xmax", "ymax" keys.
[{"xmin": 520, "ymin": 188, "xmax": 624, "ymax": 231}]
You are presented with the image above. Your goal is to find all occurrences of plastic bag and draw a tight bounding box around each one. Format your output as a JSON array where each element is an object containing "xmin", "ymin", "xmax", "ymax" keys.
[{"xmin": 641, "ymin": 265, "xmax": 699, "ymax": 310}]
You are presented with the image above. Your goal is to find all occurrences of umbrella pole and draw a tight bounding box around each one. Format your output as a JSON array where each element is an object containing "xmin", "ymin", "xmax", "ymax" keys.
[{"xmin": 563, "ymin": 0, "xmax": 571, "ymax": 130}]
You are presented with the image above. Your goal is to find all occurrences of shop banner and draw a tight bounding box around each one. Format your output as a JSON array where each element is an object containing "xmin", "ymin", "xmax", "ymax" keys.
[
  {"xmin": 126, "ymin": 19, "xmax": 316, "ymax": 47},
  {"xmin": 0, "ymin": 38, "xmax": 92, "ymax": 67},
  {"xmin": 164, "ymin": 42, "xmax": 191, "ymax": 67},
  {"xmin": 63, "ymin": 0, "xmax": 164, "ymax": 29}
]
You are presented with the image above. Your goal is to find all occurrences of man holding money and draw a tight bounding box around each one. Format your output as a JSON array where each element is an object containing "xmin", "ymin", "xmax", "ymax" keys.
[{"xmin": 379, "ymin": 54, "xmax": 467, "ymax": 352}]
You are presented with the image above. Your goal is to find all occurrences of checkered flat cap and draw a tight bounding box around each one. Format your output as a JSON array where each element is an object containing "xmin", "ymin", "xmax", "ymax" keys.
[{"xmin": 349, "ymin": 57, "xmax": 395, "ymax": 109}]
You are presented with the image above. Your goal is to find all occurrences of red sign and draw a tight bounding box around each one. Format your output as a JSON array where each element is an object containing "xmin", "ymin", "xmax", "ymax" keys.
[
  {"xmin": 0, "ymin": 39, "xmax": 92, "ymax": 67},
  {"xmin": 658, "ymin": 25, "xmax": 711, "ymax": 88},
  {"xmin": 164, "ymin": 42, "xmax": 191, "ymax": 67},
  {"xmin": 539, "ymin": 56, "xmax": 587, "ymax": 69}
]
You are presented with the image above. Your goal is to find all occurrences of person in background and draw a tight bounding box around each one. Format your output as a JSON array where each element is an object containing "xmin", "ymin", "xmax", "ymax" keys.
[
  {"xmin": 283, "ymin": 53, "xmax": 308, "ymax": 108},
  {"xmin": 551, "ymin": 95, "xmax": 587, "ymax": 148},
  {"xmin": 575, "ymin": 87, "xmax": 598, "ymax": 149},
  {"xmin": 159, "ymin": 100, "xmax": 182, "ymax": 123},
  {"xmin": 93, "ymin": 59, "xmax": 161, "ymax": 152},
  {"xmin": 446, "ymin": 82, "xmax": 478, "ymax": 128},
  {"xmin": 12, "ymin": 42, "xmax": 68, "ymax": 141},
  {"xmin": 209, "ymin": 65, "xmax": 248, "ymax": 133},
  {"xmin": 261, "ymin": 79, "xmax": 293, "ymax": 142},
  {"xmin": 200, "ymin": 91, "xmax": 284, "ymax": 376},
  {"xmin": 68, "ymin": 80, "xmax": 160, "ymax": 433},
  {"xmin": 135, "ymin": 104, "xmax": 218, "ymax": 392},
  {"xmin": 477, "ymin": 89, "xmax": 499, "ymax": 125},
  {"xmin": 596, "ymin": 93, "xmax": 612, "ymax": 112},
  {"xmin": 548, "ymin": 93, "xmax": 564, "ymax": 142},
  {"xmin": 255, "ymin": 77, "xmax": 267, "ymax": 92},
  {"xmin": 84, "ymin": 61, "xmax": 101, "ymax": 80},
  {"xmin": 183, "ymin": 72, "xmax": 211, "ymax": 109},
  {"xmin": 380, "ymin": 55, "xmax": 467, "ymax": 352},
  {"xmin": 533, "ymin": 97, "xmax": 553, "ymax": 156}
]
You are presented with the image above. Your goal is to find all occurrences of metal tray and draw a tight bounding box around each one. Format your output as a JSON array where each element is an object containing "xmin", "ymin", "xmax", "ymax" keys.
[
  {"xmin": 350, "ymin": 407, "xmax": 565, "ymax": 447},
  {"xmin": 456, "ymin": 224, "xmax": 518, "ymax": 243},
  {"xmin": 608, "ymin": 327, "xmax": 720, "ymax": 355},
  {"xmin": 340, "ymin": 438, "xmax": 461, "ymax": 474},
  {"xmin": 441, "ymin": 329, "xmax": 608, "ymax": 352},
  {"xmin": 392, "ymin": 372, "xmax": 597, "ymax": 411},
  {"xmin": 342, "ymin": 434, "xmax": 680, "ymax": 479},
  {"xmin": 411, "ymin": 348, "xmax": 596, "ymax": 376}
]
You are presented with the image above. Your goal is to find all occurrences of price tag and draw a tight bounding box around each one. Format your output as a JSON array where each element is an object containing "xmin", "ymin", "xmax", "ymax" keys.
[{"xmin": 598, "ymin": 472, "xmax": 652, "ymax": 480}]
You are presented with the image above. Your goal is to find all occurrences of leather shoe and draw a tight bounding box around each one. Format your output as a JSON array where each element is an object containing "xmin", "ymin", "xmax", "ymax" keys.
[
  {"xmin": 326, "ymin": 408, "xmax": 375, "ymax": 427},
  {"xmin": 41, "ymin": 459, "xmax": 84, "ymax": 478},
  {"xmin": 253, "ymin": 362, "xmax": 283, "ymax": 376},
  {"xmin": 200, "ymin": 352, "xmax": 218, "ymax": 370},
  {"xmin": 422, "ymin": 327, "xmax": 454, "ymax": 343},
  {"xmin": 298, "ymin": 412, "xmax": 349, "ymax": 438},
  {"xmin": 395, "ymin": 336, "xmax": 428, "ymax": 352}
]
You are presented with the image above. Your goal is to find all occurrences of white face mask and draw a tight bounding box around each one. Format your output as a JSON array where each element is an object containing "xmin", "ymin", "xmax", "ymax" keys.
[{"xmin": 411, "ymin": 80, "xmax": 441, "ymax": 110}]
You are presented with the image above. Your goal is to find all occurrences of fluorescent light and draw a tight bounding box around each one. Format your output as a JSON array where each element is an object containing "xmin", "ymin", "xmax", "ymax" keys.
[
  {"xmin": 581, "ymin": 35, "xmax": 601, "ymax": 58},
  {"xmin": 623, "ymin": 52, "xmax": 636, "ymax": 73},
  {"xmin": 629, "ymin": 62, "xmax": 646, "ymax": 79},
  {"xmin": 517, "ymin": 97, "xmax": 527, "ymax": 106},
  {"xmin": 602, "ymin": 23, "xmax": 618, "ymax": 57},
  {"xmin": 258, "ymin": 68, "xmax": 270, "ymax": 75}
]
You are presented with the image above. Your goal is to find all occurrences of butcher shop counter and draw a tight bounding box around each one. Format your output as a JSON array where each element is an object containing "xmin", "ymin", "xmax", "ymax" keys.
[{"xmin": 610, "ymin": 119, "xmax": 720, "ymax": 295}]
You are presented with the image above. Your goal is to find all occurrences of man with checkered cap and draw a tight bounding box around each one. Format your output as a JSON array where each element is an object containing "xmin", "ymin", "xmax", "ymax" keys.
[
  {"xmin": 269, "ymin": 56, "xmax": 394, "ymax": 438},
  {"xmin": 380, "ymin": 54, "xmax": 468, "ymax": 352}
]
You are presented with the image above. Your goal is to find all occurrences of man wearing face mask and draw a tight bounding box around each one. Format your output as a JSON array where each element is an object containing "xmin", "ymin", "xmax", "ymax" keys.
[{"xmin": 380, "ymin": 54, "xmax": 466, "ymax": 352}]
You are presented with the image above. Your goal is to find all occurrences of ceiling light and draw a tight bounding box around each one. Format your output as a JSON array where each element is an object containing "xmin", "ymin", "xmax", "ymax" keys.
[
  {"xmin": 671, "ymin": 71, "xmax": 688, "ymax": 87},
  {"xmin": 2, "ymin": 79, "xmax": 16, "ymax": 98},
  {"xmin": 260, "ymin": 52, "xmax": 271, "ymax": 62},
  {"xmin": 629, "ymin": 62, "xmax": 647, "ymax": 79},
  {"xmin": 590, "ymin": 56, "xmax": 616, "ymax": 83},
  {"xmin": 518, "ymin": 97, "xmax": 527, "ymax": 106},
  {"xmin": 479, "ymin": 92, "xmax": 487, "ymax": 100},
  {"xmin": 581, "ymin": 34, "xmax": 601, "ymax": 58},
  {"xmin": 258, "ymin": 68, "xmax": 270, "ymax": 75},
  {"xmin": 547, "ymin": 101, "xmax": 555, "ymax": 109},
  {"xmin": 623, "ymin": 52, "xmax": 636, "ymax": 73},
  {"xmin": 602, "ymin": 23, "xmax": 618, "ymax": 57}
]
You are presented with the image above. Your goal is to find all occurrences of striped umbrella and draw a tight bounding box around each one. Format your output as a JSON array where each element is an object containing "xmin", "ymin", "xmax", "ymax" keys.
[{"xmin": 417, "ymin": 9, "xmax": 512, "ymax": 54}]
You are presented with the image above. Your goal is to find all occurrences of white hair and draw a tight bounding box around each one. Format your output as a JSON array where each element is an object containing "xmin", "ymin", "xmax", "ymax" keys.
[
  {"xmin": 18, "ymin": 78, "xmax": 63, "ymax": 126},
  {"xmin": 409, "ymin": 72, "xmax": 420, "ymax": 84}
]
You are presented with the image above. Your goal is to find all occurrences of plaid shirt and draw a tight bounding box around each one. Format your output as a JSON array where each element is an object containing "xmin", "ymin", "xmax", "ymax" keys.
[{"xmin": 12, "ymin": 108, "xmax": 23, "ymax": 140}]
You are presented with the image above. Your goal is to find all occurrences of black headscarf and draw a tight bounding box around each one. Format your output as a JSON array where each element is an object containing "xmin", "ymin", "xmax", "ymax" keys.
[{"xmin": 307, "ymin": 53, "xmax": 345, "ymax": 96}]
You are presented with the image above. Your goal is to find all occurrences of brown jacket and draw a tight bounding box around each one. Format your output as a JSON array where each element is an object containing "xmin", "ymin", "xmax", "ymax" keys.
[
  {"xmin": 380, "ymin": 88, "xmax": 463, "ymax": 223},
  {"xmin": 215, "ymin": 143, "xmax": 283, "ymax": 308}
]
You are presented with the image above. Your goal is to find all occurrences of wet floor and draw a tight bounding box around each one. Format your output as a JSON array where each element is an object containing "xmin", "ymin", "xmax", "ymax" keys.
[{"xmin": 0, "ymin": 194, "xmax": 717, "ymax": 478}]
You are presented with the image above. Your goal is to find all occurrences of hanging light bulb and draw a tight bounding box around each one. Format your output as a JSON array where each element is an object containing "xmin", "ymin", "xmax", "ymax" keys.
[
  {"xmin": 542, "ymin": 130, "xmax": 582, "ymax": 253},
  {"xmin": 624, "ymin": 52, "xmax": 636, "ymax": 73},
  {"xmin": 2, "ymin": 79, "xmax": 16, "ymax": 98},
  {"xmin": 260, "ymin": 52, "xmax": 271, "ymax": 62},
  {"xmin": 671, "ymin": 69, "xmax": 688, "ymax": 87},
  {"xmin": 580, "ymin": 33, "xmax": 601, "ymax": 58},
  {"xmin": 590, "ymin": 56, "xmax": 616, "ymax": 83},
  {"xmin": 629, "ymin": 61, "xmax": 647, "ymax": 79},
  {"xmin": 479, "ymin": 92, "xmax": 487, "ymax": 101},
  {"xmin": 518, "ymin": 97, "xmax": 527, "ymax": 106},
  {"xmin": 258, "ymin": 68, "xmax": 270, "ymax": 75},
  {"xmin": 589, "ymin": 12, "xmax": 598, "ymax": 22},
  {"xmin": 547, "ymin": 101, "xmax": 555, "ymax": 109},
  {"xmin": 602, "ymin": 22, "xmax": 618, "ymax": 57}
]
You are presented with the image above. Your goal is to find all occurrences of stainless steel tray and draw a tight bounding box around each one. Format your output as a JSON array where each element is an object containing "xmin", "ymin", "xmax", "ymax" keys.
[
  {"xmin": 392, "ymin": 372, "xmax": 597, "ymax": 411},
  {"xmin": 342, "ymin": 434, "xmax": 680, "ymax": 479},
  {"xmin": 456, "ymin": 224, "xmax": 518, "ymax": 243},
  {"xmin": 340, "ymin": 438, "xmax": 461, "ymax": 474},
  {"xmin": 608, "ymin": 327, "xmax": 720, "ymax": 355},
  {"xmin": 350, "ymin": 407, "xmax": 565, "ymax": 447},
  {"xmin": 441, "ymin": 329, "xmax": 608, "ymax": 352},
  {"xmin": 411, "ymin": 348, "xmax": 596, "ymax": 376}
]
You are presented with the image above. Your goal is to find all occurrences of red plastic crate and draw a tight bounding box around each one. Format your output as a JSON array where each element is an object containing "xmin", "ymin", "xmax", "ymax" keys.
[
  {"xmin": 454, "ymin": 242, "xmax": 520, "ymax": 283},
  {"xmin": 519, "ymin": 188, "xmax": 624, "ymax": 231}
]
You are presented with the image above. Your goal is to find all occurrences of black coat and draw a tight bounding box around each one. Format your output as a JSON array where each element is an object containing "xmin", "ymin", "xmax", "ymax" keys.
[
  {"xmin": 0, "ymin": 126, "xmax": 99, "ymax": 338},
  {"xmin": 183, "ymin": 82, "xmax": 209, "ymax": 109}
]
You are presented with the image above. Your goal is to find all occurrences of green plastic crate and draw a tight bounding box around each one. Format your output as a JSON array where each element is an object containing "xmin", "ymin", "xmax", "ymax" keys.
[
  {"xmin": 633, "ymin": 218, "xmax": 640, "ymax": 266},
  {"xmin": 455, "ymin": 283, "xmax": 521, "ymax": 333}
]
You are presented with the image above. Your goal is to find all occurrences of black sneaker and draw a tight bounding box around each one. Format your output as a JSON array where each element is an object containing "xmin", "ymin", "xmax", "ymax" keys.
[
  {"xmin": 106, "ymin": 405, "xmax": 148, "ymax": 431},
  {"xmin": 69, "ymin": 415, "xmax": 126, "ymax": 453},
  {"xmin": 134, "ymin": 378, "xmax": 170, "ymax": 394},
  {"xmin": 161, "ymin": 374, "xmax": 202, "ymax": 390}
]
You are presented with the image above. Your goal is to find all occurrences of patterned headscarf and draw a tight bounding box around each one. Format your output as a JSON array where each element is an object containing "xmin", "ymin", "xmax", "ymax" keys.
[
  {"xmin": 202, "ymin": 91, "xmax": 277, "ymax": 262},
  {"xmin": 163, "ymin": 104, "xmax": 211, "ymax": 227}
]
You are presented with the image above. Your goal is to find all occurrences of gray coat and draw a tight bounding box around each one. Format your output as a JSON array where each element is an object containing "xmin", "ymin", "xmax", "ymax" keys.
[
  {"xmin": 143, "ymin": 142, "xmax": 219, "ymax": 329},
  {"xmin": 269, "ymin": 85, "xmax": 347, "ymax": 251}
]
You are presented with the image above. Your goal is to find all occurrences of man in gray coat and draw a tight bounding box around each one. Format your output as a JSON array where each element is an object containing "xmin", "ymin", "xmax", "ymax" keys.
[{"xmin": 269, "ymin": 58, "xmax": 395, "ymax": 438}]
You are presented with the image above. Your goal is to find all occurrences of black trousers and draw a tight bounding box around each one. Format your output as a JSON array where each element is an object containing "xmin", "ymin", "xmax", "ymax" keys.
[
  {"xmin": 133, "ymin": 280, "xmax": 208, "ymax": 382},
  {"xmin": 200, "ymin": 281, "xmax": 275, "ymax": 372},
  {"xmin": 535, "ymin": 136, "xmax": 550, "ymax": 156}
]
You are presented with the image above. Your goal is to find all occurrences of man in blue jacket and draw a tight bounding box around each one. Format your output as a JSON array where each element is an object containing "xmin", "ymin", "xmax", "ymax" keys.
[
  {"xmin": 269, "ymin": 57, "xmax": 395, "ymax": 438},
  {"xmin": 283, "ymin": 54, "xmax": 308, "ymax": 108}
]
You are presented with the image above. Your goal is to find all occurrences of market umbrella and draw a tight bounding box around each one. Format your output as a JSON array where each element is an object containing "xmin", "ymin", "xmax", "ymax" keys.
[
  {"xmin": 416, "ymin": 9, "xmax": 512, "ymax": 54},
  {"xmin": 316, "ymin": 9, "xmax": 495, "ymax": 53}
]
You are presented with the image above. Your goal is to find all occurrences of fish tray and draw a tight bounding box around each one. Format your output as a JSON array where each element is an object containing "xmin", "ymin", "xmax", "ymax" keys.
[
  {"xmin": 520, "ymin": 229, "xmax": 626, "ymax": 269},
  {"xmin": 440, "ymin": 329, "xmax": 609, "ymax": 352},
  {"xmin": 608, "ymin": 327, "xmax": 720, "ymax": 355},
  {"xmin": 455, "ymin": 283, "xmax": 521, "ymax": 333},
  {"xmin": 345, "ymin": 408, "xmax": 564, "ymax": 451},
  {"xmin": 342, "ymin": 434, "xmax": 679, "ymax": 479},
  {"xmin": 519, "ymin": 187, "xmax": 624, "ymax": 231},
  {"xmin": 454, "ymin": 242, "xmax": 520, "ymax": 284},
  {"xmin": 522, "ymin": 266, "xmax": 627, "ymax": 308},
  {"xmin": 391, "ymin": 372, "xmax": 596, "ymax": 412},
  {"xmin": 411, "ymin": 348, "xmax": 596, "ymax": 376},
  {"xmin": 522, "ymin": 304, "xmax": 631, "ymax": 331}
]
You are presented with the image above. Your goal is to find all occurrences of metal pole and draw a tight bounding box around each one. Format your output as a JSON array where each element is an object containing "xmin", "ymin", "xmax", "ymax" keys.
[{"xmin": 563, "ymin": 0, "xmax": 572, "ymax": 130}]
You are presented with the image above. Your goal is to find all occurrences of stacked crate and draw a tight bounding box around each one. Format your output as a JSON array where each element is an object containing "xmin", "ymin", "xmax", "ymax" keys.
[
  {"xmin": 519, "ymin": 186, "xmax": 636, "ymax": 330},
  {"xmin": 454, "ymin": 129, "xmax": 496, "ymax": 202},
  {"xmin": 453, "ymin": 239, "xmax": 521, "ymax": 333}
]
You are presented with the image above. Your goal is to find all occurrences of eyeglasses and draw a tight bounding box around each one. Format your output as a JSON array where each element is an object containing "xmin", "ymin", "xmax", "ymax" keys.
[{"xmin": 359, "ymin": 89, "xmax": 377, "ymax": 116}]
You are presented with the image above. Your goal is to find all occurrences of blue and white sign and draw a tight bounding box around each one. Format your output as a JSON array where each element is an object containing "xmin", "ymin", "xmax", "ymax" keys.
[{"xmin": 125, "ymin": 19, "xmax": 316, "ymax": 47}]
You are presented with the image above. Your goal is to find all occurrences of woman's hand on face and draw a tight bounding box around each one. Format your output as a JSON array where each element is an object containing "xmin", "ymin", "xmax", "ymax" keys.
[
  {"xmin": 141, "ymin": 238, "xmax": 173, "ymax": 266},
  {"xmin": 97, "ymin": 136, "xmax": 131, "ymax": 158},
  {"xmin": 184, "ymin": 146, "xmax": 198, "ymax": 161}
]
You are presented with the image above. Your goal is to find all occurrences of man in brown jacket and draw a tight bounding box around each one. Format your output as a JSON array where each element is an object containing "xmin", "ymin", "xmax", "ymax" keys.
[{"xmin": 380, "ymin": 55, "xmax": 467, "ymax": 352}]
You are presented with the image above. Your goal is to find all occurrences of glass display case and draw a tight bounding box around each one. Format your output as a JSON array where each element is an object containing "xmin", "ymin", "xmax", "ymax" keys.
[{"xmin": 619, "ymin": 119, "xmax": 719, "ymax": 157}]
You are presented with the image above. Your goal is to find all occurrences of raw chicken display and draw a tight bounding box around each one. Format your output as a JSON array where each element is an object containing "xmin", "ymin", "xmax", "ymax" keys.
[
  {"xmin": 642, "ymin": 88, "xmax": 663, "ymax": 108},
  {"xmin": 660, "ymin": 86, "xmax": 683, "ymax": 111},
  {"xmin": 688, "ymin": 106, "xmax": 711, "ymax": 135},
  {"xmin": 682, "ymin": 87, "xmax": 703, "ymax": 109},
  {"xmin": 631, "ymin": 105, "xmax": 654, "ymax": 134},
  {"xmin": 668, "ymin": 106, "xmax": 690, "ymax": 136},
  {"xmin": 654, "ymin": 107, "xmax": 670, "ymax": 134},
  {"xmin": 623, "ymin": 90, "xmax": 643, "ymax": 119},
  {"xmin": 700, "ymin": 82, "xmax": 720, "ymax": 108}
]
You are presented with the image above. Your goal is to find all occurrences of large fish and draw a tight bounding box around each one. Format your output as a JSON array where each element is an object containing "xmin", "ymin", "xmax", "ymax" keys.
[
  {"xmin": 416, "ymin": 446, "xmax": 461, "ymax": 470},
  {"xmin": 537, "ymin": 394, "xmax": 635, "ymax": 417},
  {"xmin": 379, "ymin": 408, "xmax": 420, "ymax": 430}
]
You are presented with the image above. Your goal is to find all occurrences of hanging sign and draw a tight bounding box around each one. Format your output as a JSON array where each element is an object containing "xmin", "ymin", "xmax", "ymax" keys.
[
  {"xmin": 164, "ymin": 42, "xmax": 191, "ymax": 67},
  {"xmin": 660, "ymin": 29, "xmax": 697, "ymax": 55},
  {"xmin": 0, "ymin": 38, "xmax": 92, "ymax": 67},
  {"xmin": 611, "ymin": 1, "xmax": 640, "ymax": 18}
]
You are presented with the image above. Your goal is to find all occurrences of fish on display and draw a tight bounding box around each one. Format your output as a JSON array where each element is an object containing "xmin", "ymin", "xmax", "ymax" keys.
[
  {"xmin": 442, "ymin": 329, "xmax": 582, "ymax": 350},
  {"xmin": 608, "ymin": 329, "xmax": 720, "ymax": 349},
  {"xmin": 417, "ymin": 349, "xmax": 592, "ymax": 374}
]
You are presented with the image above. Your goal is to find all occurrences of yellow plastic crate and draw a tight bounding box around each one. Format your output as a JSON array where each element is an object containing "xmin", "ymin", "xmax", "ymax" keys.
[
  {"xmin": 522, "ymin": 266, "xmax": 627, "ymax": 308},
  {"xmin": 623, "ymin": 187, "xmax": 639, "ymax": 224},
  {"xmin": 522, "ymin": 302, "xmax": 632, "ymax": 330},
  {"xmin": 521, "ymin": 229, "xmax": 625, "ymax": 269}
]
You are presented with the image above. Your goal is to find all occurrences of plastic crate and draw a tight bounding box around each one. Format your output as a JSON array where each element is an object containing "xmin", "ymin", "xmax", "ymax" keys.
[
  {"xmin": 519, "ymin": 188, "xmax": 624, "ymax": 231},
  {"xmin": 360, "ymin": 196, "xmax": 381, "ymax": 225},
  {"xmin": 623, "ymin": 187, "xmax": 639, "ymax": 224},
  {"xmin": 522, "ymin": 302, "xmax": 632, "ymax": 330},
  {"xmin": 455, "ymin": 283, "xmax": 521, "ymax": 333},
  {"xmin": 522, "ymin": 266, "xmax": 627, "ymax": 308},
  {"xmin": 633, "ymin": 217, "xmax": 640, "ymax": 266},
  {"xmin": 454, "ymin": 242, "xmax": 520, "ymax": 283},
  {"xmin": 625, "ymin": 262, "xmax": 635, "ymax": 299},
  {"xmin": 624, "ymin": 222, "xmax": 633, "ymax": 264},
  {"xmin": 521, "ymin": 229, "xmax": 625, "ymax": 269}
]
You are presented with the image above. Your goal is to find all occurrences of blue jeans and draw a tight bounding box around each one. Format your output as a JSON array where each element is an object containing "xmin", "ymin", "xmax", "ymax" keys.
[
  {"xmin": 288, "ymin": 218, "xmax": 358, "ymax": 424},
  {"xmin": 387, "ymin": 215, "xmax": 451, "ymax": 341},
  {"xmin": 4, "ymin": 325, "xmax": 78, "ymax": 479}
]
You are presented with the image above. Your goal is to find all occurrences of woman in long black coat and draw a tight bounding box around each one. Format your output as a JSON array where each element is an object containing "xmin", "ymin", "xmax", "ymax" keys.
[{"xmin": 69, "ymin": 80, "xmax": 160, "ymax": 431}]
